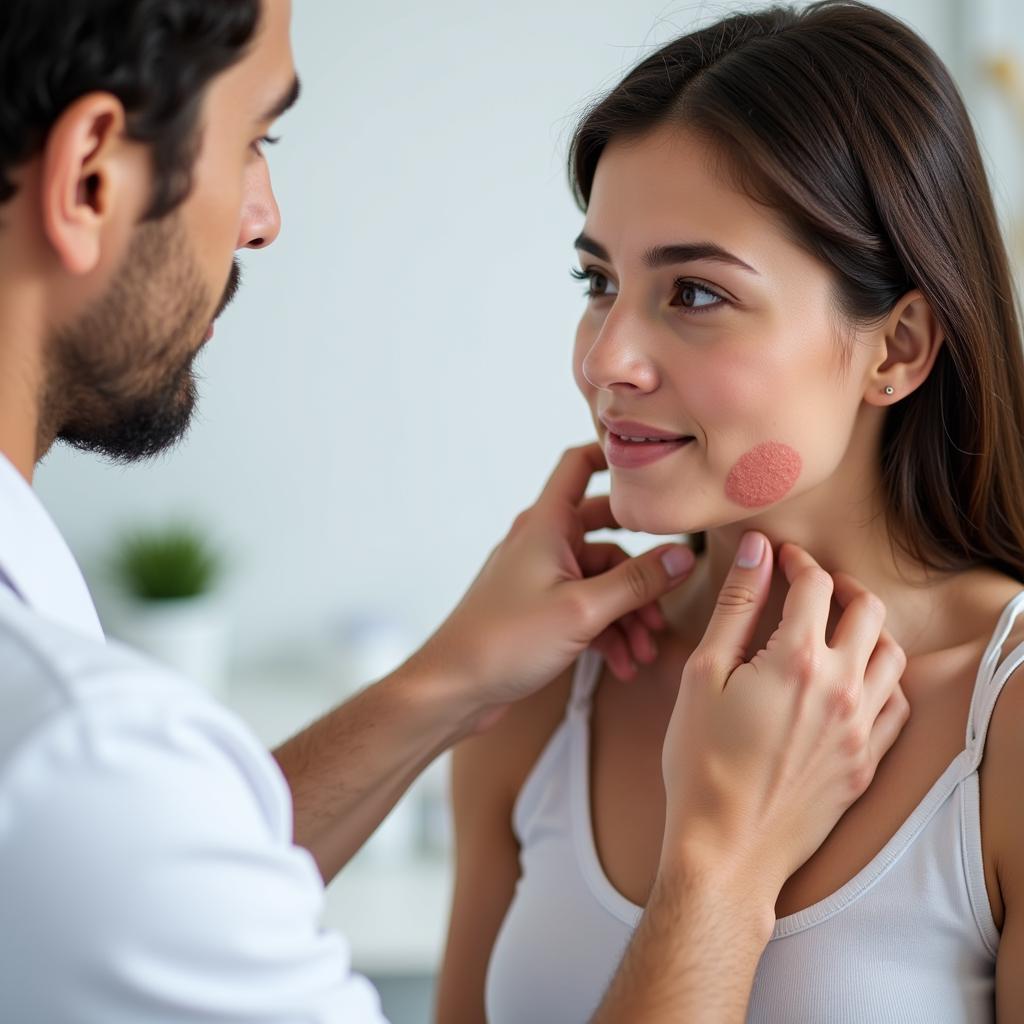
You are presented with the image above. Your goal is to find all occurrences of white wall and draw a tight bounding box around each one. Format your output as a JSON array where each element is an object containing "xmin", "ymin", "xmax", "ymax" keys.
[{"xmin": 35, "ymin": 0, "xmax": 971, "ymax": 665}]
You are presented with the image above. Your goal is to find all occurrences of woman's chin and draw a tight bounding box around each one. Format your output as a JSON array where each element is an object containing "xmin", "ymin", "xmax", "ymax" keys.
[{"xmin": 610, "ymin": 497, "xmax": 706, "ymax": 536}]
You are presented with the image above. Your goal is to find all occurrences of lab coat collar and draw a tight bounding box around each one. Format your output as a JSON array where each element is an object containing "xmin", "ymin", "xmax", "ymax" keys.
[{"xmin": 0, "ymin": 450, "xmax": 104, "ymax": 641}]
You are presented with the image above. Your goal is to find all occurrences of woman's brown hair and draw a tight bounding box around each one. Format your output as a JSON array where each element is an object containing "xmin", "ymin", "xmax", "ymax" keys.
[{"xmin": 570, "ymin": 0, "xmax": 1024, "ymax": 580}]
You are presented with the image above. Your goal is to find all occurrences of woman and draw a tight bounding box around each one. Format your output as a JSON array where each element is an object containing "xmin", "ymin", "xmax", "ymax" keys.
[{"xmin": 437, "ymin": 2, "xmax": 1024, "ymax": 1020}]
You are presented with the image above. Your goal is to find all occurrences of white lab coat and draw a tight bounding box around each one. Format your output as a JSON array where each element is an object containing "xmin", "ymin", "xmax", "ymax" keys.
[{"xmin": 0, "ymin": 452, "xmax": 388, "ymax": 1022}]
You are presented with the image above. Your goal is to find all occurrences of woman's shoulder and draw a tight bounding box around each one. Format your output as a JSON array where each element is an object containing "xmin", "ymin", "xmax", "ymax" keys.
[
  {"xmin": 977, "ymin": 590, "xmax": 1024, "ymax": 933},
  {"xmin": 451, "ymin": 661, "xmax": 578, "ymax": 813}
]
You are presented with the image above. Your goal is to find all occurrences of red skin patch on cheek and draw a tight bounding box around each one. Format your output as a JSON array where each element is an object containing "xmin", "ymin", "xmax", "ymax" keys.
[{"xmin": 725, "ymin": 442, "xmax": 803, "ymax": 508}]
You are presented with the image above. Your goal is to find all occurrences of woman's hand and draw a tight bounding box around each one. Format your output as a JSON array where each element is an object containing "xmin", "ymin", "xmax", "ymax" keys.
[
  {"xmin": 659, "ymin": 532, "xmax": 910, "ymax": 903},
  {"xmin": 404, "ymin": 443, "xmax": 695, "ymax": 733}
]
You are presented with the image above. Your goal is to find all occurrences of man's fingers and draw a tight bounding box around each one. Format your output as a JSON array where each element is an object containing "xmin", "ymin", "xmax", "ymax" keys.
[
  {"xmin": 776, "ymin": 543, "xmax": 834, "ymax": 643},
  {"xmin": 694, "ymin": 532, "xmax": 773, "ymax": 682},
  {"xmin": 577, "ymin": 542, "xmax": 628, "ymax": 576},
  {"xmin": 621, "ymin": 611, "xmax": 658, "ymax": 666},
  {"xmin": 637, "ymin": 599, "xmax": 668, "ymax": 633},
  {"xmin": 571, "ymin": 543, "xmax": 695, "ymax": 636},
  {"xmin": 578, "ymin": 543, "xmax": 668, "ymax": 653},
  {"xmin": 579, "ymin": 494, "xmax": 618, "ymax": 534},
  {"xmin": 867, "ymin": 686, "xmax": 911, "ymax": 770},
  {"xmin": 537, "ymin": 443, "xmax": 606, "ymax": 509},
  {"xmin": 829, "ymin": 572, "xmax": 887, "ymax": 673},
  {"xmin": 862, "ymin": 630, "xmax": 908, "ymax": 717},
  {"xmin": 591, "ymin": 625, "xmax": 637, "ymax": 681}
]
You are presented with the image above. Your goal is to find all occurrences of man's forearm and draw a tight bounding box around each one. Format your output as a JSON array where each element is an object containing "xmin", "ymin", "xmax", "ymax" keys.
[
  {"xmin": 593, "ymin": 857, "xmax": 775, "ymax": 1023},
  {"xmin": 273, "ymin": 660, "xmax": 470, "ymax": 883}
]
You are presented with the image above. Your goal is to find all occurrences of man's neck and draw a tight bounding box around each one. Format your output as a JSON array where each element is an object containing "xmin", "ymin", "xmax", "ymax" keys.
[
  {"xmin": 0, "ymin": 323, "xmax": 43, "ymax": 484},
  {"xmin": 0, "ymin": 362, "xmax": 41, "ymax": 483},
  {"xmin": 0, "ymin": 254, "xmax": 53, "ymax": 484}
]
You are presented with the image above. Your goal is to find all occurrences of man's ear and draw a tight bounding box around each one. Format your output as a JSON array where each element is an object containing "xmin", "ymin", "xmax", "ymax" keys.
[
  {"xmin": 865, "ymin": 289, "xmax": 944, "ymax": 406},
  {"xmin": 40, "ymin": 92, "xmax": 138, "ymax": 276}
]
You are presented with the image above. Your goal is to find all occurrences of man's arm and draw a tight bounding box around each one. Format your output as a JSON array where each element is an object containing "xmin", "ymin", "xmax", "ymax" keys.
[
  {"xmin": 595, "ymin": 541, "xmax": 909, "ymax": 1022},
  {"xmin": 594, "ymin": 858, "xmax": 775, "ymax": 1023},
  {"xmin": 0, "ymin": 675, "xmax": 387, "ymax": 1024},
  {"xmin": 273, "ymin": 660, "xmax": 466, "ymax": 880},
  {"xmin": 275, "ymin": 444, "xmax": 695, "ymax": 882}
]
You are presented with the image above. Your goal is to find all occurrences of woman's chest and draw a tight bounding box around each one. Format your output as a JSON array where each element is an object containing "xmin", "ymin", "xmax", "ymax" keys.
[{"xmin": 588, "ymin": 646, "xmax": 998, "ymax": 923}]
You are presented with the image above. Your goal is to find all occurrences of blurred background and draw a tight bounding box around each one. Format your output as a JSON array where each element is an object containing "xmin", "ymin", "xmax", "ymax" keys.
[{"xmin": 33, "ymin": 0, "xmax": 1024, "ymax": 1019}]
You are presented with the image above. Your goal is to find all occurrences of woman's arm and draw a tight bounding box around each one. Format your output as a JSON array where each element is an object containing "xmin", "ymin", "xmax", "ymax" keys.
[
  {"xmin": 435, "ymin": 669, "xmax": 573, "ymax": 1023},
  {"xmin": 985, "ymin": 659, "xmax": 1024, "ymax": 1018}
]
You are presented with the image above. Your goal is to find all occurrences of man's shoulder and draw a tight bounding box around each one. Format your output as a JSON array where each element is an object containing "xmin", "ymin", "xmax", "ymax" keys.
[
  {"xmin": 0, "ymin": 590, "xmax": 290, "ymax": 841},
  {"xmin": 0, "ymin": 602, "xmax": 386, "ymax": 1024}
]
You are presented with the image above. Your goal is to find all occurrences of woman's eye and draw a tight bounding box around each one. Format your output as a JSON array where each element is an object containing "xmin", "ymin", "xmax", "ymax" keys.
[
  {"xmin": 673, "ymin": 279, "xmax": 724, "ymax": 311},
  {"xmin": 571, "ymin": 267, "xmax": 618, "ymax": 299}
]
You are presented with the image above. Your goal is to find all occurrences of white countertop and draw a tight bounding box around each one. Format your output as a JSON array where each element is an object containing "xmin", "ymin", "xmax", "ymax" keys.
[{"xmin": 224, "ymin": 663, "xmax": 453, "ymax": 977}]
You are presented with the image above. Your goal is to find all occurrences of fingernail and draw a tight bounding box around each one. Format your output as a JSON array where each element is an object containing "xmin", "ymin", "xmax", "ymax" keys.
[
  {"xmin": 661, "ymin": 545, "xmax": 696, "ymax": 578},
  {"xmin": 736, "ymin": 532, "xmax": 765, "ymax": 569}
]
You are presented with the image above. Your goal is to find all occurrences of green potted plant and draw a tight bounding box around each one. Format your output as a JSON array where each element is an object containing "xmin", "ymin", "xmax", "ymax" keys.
[{"xmin": 107, "ymin": 522, "xmax": 230, "ymax": 696}]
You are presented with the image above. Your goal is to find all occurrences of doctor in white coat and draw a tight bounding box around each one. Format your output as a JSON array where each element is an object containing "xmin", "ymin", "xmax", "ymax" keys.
[{"xmin": 0, "ymin": 0, "xmax": 909, "ymax": 1020}]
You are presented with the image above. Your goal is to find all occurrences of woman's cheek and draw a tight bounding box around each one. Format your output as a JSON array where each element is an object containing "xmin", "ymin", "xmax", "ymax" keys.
[{"xmin": 724, "ymin": 441, "xmax": 803, "ymax": 508}]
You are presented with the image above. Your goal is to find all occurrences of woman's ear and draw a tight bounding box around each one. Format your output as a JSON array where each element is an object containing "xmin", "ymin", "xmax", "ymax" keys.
[
  {"xmin": 865, "ymin": 289, "xmax": 944, "ymax": 406},
  {"xmin": 39, "ymin": 92, "xmax": 135, "ymax": 276}
]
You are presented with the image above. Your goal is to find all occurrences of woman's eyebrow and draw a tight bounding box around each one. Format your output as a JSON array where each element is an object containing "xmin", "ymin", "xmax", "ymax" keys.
[{"xmin": 573, "ymin": 232, "xmax": 758, "ymax": 275}]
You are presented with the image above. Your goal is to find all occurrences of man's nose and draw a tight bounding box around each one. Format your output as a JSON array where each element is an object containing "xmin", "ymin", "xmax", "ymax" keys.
[{"xmin": 237, "ymin": 159, "xmax": 281, "ymax": 250}]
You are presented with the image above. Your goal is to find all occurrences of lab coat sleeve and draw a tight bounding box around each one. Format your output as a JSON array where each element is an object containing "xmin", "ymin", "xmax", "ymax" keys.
[{"xmin": 0, "ymin": 671, "xmax": 389, "ymax": 1024}]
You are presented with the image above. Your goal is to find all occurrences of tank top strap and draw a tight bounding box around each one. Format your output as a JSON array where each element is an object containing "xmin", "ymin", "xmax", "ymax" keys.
[
  {"xmin": 568, "ymin": 649, "xmax": 604, "ymax": 717},
  {"xmin": 965, "ymin": 588, "xmax": 1024, "ymax": 770}
]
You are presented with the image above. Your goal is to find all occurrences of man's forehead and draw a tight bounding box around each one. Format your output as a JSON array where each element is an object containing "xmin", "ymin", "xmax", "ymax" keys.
[{"xmin": 229, "ymin": 0, "xmax": 298, "ymax": 117}]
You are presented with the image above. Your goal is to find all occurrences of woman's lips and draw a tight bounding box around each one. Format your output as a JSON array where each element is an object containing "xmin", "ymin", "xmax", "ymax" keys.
[{"xmin": 604, "ymin": 432, "xmax": 694, "ymax": 468}]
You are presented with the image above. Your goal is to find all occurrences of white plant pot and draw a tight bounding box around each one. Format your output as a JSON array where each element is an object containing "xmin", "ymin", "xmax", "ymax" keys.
[{"xmin": 109, "ymin": 593, "xmax": 230, "ymax": 698}]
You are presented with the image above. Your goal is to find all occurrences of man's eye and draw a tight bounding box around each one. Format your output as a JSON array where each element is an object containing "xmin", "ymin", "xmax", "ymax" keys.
[{"xmin": 251, "ymin": 134, "xmax": 281, "ymax": 157}]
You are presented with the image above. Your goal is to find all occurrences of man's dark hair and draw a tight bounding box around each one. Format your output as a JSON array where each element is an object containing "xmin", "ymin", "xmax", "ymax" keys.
[{"xmin": 0, "ymin": 0, "xmax": 261, "ymax": 221}]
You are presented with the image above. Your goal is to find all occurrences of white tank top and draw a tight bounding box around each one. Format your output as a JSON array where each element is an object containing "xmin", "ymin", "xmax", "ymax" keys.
[{"xmin": 485, "ymin": 591, "xmax": 1024, "ymax": 1023}]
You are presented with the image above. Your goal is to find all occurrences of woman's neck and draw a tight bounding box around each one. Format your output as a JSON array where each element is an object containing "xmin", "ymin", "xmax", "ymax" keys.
[{"xmin": 662, "ymin": 511, "xmax": 987, "ymax": 662}]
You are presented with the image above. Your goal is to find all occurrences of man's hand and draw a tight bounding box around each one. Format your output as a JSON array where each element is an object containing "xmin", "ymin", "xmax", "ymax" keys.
[
  {"xmin": 405, "ymin": 442, "xmax": 695, "ymax": 734},
  {"xmin": 279, "ymin": 442, "xmax": 693, "ymax": 880},
  {"xmin": 595, "ymin": 532, "xmax": 909, "ymax": 1023},
  {"xmin": 659, "ymin": 535, "xmax": 909, "ymax": 898}
]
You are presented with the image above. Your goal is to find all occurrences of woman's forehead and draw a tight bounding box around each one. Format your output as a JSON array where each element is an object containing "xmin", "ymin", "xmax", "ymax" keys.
[{"xmin": 583, "ymin": 129, "xmax": 791, "ymax": 272}]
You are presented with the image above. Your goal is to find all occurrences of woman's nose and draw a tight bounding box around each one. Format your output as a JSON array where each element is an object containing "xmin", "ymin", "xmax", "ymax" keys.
[{"xmin": 581, "ymin": 308, "xmax": 660, "ymax": 394}]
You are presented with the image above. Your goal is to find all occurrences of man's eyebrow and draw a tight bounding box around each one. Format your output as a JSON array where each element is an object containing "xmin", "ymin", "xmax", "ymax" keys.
[
  {"xmin": 573, "ymin": 232, "xmax": 758, "ymax": 275},
  {"xmin": 259, "ymin": 75, "xmax": 301, "ymax": 124}
]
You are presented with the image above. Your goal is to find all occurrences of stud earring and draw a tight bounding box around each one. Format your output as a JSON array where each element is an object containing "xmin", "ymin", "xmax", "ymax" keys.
[{"xmin": 884, "ymin": 386, "xmax": 895, "ymax": 395}]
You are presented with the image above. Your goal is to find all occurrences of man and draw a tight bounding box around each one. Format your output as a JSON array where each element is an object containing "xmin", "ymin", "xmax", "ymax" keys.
[{"xmin": 0, "ymin": 1, "xmax": 908, "ymax": 1020}]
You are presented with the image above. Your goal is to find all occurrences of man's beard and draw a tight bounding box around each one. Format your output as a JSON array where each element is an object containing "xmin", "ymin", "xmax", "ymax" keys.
[{"xmin": 44, "ymin": 213, "xmax": 241, "ymax": 464}]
